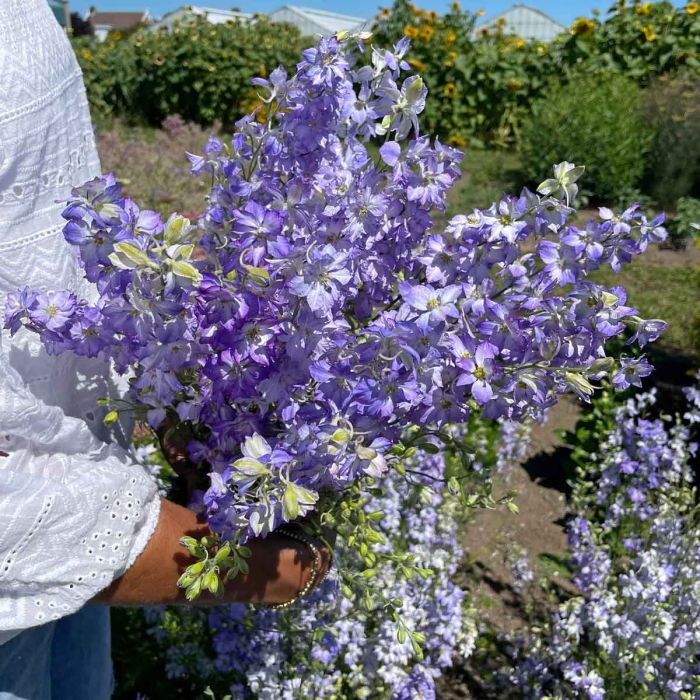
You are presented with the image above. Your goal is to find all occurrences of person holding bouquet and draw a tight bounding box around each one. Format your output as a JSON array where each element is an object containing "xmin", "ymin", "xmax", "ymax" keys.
[{"xmin": 0, "ymin": 3, "xmax": 331, "ymax": 698}]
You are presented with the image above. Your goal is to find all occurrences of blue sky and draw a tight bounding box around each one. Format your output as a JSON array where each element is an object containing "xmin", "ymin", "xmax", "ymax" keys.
[{"xmin": 71, "ymin": 1, "xmax": 642, "ymax": 27}]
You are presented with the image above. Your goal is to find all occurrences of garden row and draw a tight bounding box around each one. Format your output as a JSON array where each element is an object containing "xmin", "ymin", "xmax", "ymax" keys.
[{"xmin": 114, "ymin": 376, "xmax": 700, "ymax": 699}]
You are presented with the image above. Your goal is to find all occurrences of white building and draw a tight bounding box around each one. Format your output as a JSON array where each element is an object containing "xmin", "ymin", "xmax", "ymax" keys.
[
  {"xmin": 150, "ymin": 5, "xmax": 253, "ymax": 32},
  {"xmin": 475, "ymin": 4, "xmax": 565, "ymax": 42},
  {"xmin": 149, "ymin": 4, "xmax": 367, "ymax": 37},
  {"xmin": 267, "ymin": 5, "xmax": 367, "ymax": 37}
]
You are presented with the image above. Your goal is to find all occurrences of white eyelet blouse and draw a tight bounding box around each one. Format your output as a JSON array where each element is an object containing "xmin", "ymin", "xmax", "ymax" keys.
[{"xmin": 0, "ymin": 0, "xmax": 160, "ymax": 644}]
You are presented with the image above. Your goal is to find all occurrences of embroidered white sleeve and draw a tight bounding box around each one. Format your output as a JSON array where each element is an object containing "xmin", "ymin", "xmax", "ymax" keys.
[
  {"xmin": 0, "ymin": 0, "xmax": 161, "ymax": 642},
  {"xmin": 0, "ymin": 356, "xmax": 161, "ymax": 643}
]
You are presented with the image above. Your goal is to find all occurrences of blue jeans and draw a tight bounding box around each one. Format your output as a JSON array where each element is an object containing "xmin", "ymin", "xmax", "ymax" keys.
[{"xmin": 0, "ymin": 606, "xmax": 113, "ymax": 700}]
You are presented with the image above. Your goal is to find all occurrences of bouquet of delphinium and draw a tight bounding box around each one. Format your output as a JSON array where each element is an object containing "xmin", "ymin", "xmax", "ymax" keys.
[{"xmin": 6, "ymin": 32, "xmax": 667, "ymax": 623}]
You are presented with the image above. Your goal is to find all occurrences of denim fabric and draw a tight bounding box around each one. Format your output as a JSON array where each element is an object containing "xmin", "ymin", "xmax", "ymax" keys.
[{"xmin": 0, "ymin": 606, "xmax": 113, "ymax": 700}]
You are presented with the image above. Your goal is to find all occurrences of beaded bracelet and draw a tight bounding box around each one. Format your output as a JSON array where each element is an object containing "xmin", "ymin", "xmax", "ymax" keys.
[{"xmin": 269, "ymin": 527, "xmax": 323, "ymax": 610}]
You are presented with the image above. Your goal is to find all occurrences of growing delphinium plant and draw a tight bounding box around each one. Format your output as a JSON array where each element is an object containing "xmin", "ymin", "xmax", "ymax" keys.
[
  {"xmin": 507, "ymin": 381, "xmax": 700, "ymax": 700},
  {"xmin": 144, "ymin": 445, "xmax": 477, "ymax": 699},
  {"xmin": 6, "ymin": 32, "xmax": 667, "ymax": 624}
]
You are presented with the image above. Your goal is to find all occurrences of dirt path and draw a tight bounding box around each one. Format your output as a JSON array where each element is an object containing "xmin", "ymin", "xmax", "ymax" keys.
[
  {"xmin": 459, "ymin": 397, "xmax": 580, "ymax": 631},
  {"xmin": 438, "ymin": 397, "xmax": 583, "ymax": 699}
]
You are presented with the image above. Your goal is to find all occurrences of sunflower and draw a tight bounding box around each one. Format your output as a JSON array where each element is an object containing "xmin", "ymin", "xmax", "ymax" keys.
[
  {"xmin": 634, "ymin": 2, "xmax": 651, "ymax": 14},
  {"xmin": 451, "ymin": 0, "xmax": 460, "ymax": 11},
  {"xmin": 379, "ymin": 7, "xmax": 390, "ymax": 17},
  {"xmin": 420, "ymin": 26, "xmax": 434, "ymax": 41},
  {"xmin": 570, "ymin": 17, "xmax": 595, "ymax": 35},
  {"xmin": 477, "ymin": 8, "xmax": 485, "ymax": 16},
  {"xmin": 427, "ymin": 10, "xmax": 438, "ymax": 22},
  {"xmin": 445, "ymin": 29, "xmax": 457, "ymax": 45},
  {"xmin": 688, "ymin": 2, "xmax": 699, "ymax": 13},
  {"xmin": 81, "ymin": 49, "xmax": 94, "ymax": 61},
  {"xmin": 447, "ymin": 134, "xmax": 467, "ymax": 148},
  {"xmin": 640, "ymin": 24, "xmax": 656, "ymax": 41},
  {"xmin": 403, "ymin": 25, "xmax": 419, "ymax": 38},
  {"xmin": 514, "ymin": 37, "xmax": 526, "ymax": 48},
  {"xmin": 506, "ymin": 78, "xmax": 524, "ymax": 91},
  {"xmin": 443, "ymin": 82, "xmax": 457, "ymax": 97},
  {"xmin": 407, "ymin": 57, "xmax": 427, "ymax": 71}
]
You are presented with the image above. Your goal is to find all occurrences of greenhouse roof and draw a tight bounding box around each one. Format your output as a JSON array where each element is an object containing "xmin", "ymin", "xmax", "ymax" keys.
[
  {"xmin": 268, "ymin": 5, "xmax": 368, "ymax": 35},
  {"xmin": 475, "ymin": 3, "xmax": 566, "ymax": 42}
]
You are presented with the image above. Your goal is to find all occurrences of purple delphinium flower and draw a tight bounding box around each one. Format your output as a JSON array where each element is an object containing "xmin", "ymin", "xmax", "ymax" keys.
[
  {"xmin": 612, "ymin": 356, "xmax": 652, "ymax": 390},
  {"xmin": 398, "ymin": 282, "xmax": 461, "ymax": 330},
  {"xmin": 28, "ymin": 290, "xmax": 77, "ymax": 331}
]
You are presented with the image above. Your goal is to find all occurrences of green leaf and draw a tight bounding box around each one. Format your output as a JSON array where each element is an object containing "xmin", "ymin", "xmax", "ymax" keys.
[
  {"xmin": 243, "ymin": 265, "xmax": 270, "ymax": 284},
  {"xmin": 109, "ymin": 241, "xmax": 154, "ymax": 270},
  {"xmin": 171, "ymin": 259, "xmax": 203, "ymax": 284},
  {"xmin": 417, "ymin": 442, "xmax": 439, "ymax": 454}
]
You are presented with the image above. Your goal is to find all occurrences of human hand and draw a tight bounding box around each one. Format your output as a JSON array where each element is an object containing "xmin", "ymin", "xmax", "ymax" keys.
[
  {"xmin": 93, "ymin": 499, "xmax": 334, "ymax": 607},
  {"xmin": 285, "ymin": 517, "xmax": 336, "ymax": 589},
  {"xmin": 153, "ymin": 418, "xmax": 205, "ymax": 501}
]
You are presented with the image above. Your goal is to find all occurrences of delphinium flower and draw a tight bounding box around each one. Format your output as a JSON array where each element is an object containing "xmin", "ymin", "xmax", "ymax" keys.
[
  {"xmin": 509, "ymin": 383, "xmax": 700, "ymax": 700},
  {"xmin": 495, "ymin": 419, "xmax": 532, "ymax": 474},
  {"xmin": 5, "ymin": 32, "xmax": 668, "ymax": 591},
  {"xmin": 144, "ymin": 448, "xmax": 476, "ymax": 699},
  {"xmin": 508, "ymin": 546, "xmax": 536, "ymax": 595}
]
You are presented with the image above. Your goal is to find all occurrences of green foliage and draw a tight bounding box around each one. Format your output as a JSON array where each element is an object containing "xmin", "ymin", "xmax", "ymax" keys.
[
  {"xmin": 559, "ymin": 386, "xmax": 620, "ymax": 513},
  {"xmin": 372, "ymin": 0, "xmax": 558, "ymax": 146},
  {"xmin": 72, "ymin": 35, "xmax": 135, "ymax": 127},
  {"xmin": 444, "ymin": 148, "xmax": 524, "ymax": 218},
  {"xmin": 73, "ymin": 17, "xmax": 305, "ymax": 128},
  {"xmin": 642, "ymin": 71, "xmax": 700, "ymax": 208},
  {"xmin": 591, "ymin": 260, "xmax": 697, "ymax": 358},
  {"xmin": 371, "ymin": 0, "xmax": 699, "ymax": 149},
  {"xmin": 558, "ymin": 1, "xmax": 700, "ymax": 84},
  {"xmin": 111, "ymin": 607, "xmax": 205, "ymax": 699},
  {"xmin": 668, "ymin": 196, "xmax": 700, "ymax": 247},
  {"xmin": 520, "ymin": 72, "xmax": 652, "ymax": 201}
]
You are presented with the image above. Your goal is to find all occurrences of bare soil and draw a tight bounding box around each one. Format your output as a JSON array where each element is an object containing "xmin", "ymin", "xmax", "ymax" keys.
[
  {"xmin": 437, "ymin": 397, "xmax": 583, "ymax": 699},
  {"xmin": 458, "ymin": 397, "xmax": 581, "ymax": 632}
]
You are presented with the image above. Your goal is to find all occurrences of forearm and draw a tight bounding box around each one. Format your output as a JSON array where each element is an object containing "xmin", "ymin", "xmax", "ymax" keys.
[{"xmin": 93, "ymin": 498, "xmax": 323, "ymax": 606}]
